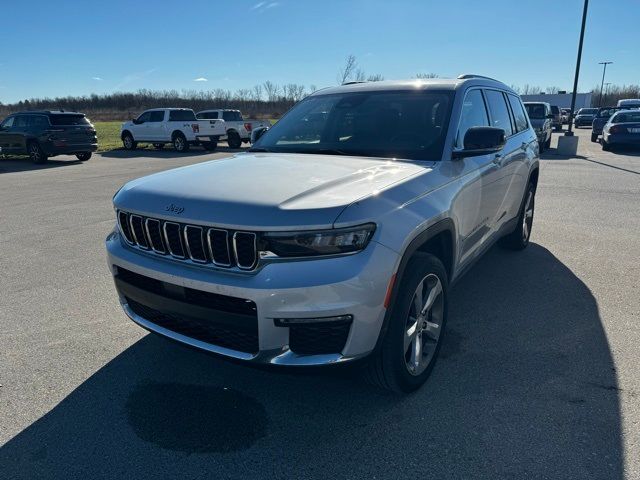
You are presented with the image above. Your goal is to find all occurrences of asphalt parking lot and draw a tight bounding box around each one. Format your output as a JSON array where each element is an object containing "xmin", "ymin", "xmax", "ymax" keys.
[{"xmin": 1, "ymin": 128, "xmax": 639, "ymax": 479}]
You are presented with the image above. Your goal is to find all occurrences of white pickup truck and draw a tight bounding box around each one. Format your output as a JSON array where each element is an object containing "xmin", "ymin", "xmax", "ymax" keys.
[
  {"xmin": 121, "ymin": 108, "xmax": 226, "ymax": 152},
  {"xmin": 196, "ymin": 109, "xmax": 271, "ymax": 148}
]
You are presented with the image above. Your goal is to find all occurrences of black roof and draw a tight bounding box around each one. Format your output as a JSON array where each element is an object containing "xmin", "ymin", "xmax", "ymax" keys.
[{"xmin": 10, "ymin": 110, "xmax": 85, "ymax": 116}]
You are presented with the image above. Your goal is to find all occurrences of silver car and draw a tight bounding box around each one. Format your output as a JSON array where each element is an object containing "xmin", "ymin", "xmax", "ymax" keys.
[{"xmin": 106, "ymin": 75, "xmax": 540, "ymax": 392}]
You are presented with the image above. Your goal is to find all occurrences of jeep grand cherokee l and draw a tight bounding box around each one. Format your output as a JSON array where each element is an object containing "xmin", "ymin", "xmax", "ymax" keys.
[
  {"xmin": 0, "ymin": 111, "xmax": 97, "ymax": 163},
  {"xmin": 106, "ymin": 75, "xmax": 540, "ymax": 392}
]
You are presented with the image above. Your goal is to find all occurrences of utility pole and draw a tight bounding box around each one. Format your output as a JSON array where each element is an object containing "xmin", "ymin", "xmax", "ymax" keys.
[
  {"xmin": 565, "ymin": 0, "xmax": 589, "ymax": 137},
  {"xmin": 598, "ymin": 61, "xmax": 613, "ymax": 107}
]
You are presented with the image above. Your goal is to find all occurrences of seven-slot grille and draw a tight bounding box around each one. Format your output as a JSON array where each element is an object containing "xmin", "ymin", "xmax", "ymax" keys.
[{"xmin": 117, "ymin": 210, "xmax": 258, "ymax": 270}]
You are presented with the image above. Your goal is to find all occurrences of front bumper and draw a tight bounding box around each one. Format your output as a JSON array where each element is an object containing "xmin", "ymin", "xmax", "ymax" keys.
[{"xmin": 106, "ymin": 230, "xmax": 399, "ymax": 366}]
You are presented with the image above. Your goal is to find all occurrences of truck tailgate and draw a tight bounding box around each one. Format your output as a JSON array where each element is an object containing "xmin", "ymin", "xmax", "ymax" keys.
[{"xmin": 195, "ymin": 120, "xmax": 226, "ymax": 137}]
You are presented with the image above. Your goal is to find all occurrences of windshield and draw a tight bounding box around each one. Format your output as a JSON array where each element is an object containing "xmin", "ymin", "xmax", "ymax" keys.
[
  {"xmin": 524, "ymin": 104, "xmax": 546, "ymax": 119},
  {"xmin": 612, "ymin": 112, "xmax": 640, "ymax": 123},
  {"xmin": 251, "ymin": 91, "xmax": 453, "ymax": 160},
  {"xmin": 50, "ymin": 114, "xmax": 89, "ymax": 126},
  {"xmin": 578, "ymin": 108, "xmax": 597, "ymax": 115}
]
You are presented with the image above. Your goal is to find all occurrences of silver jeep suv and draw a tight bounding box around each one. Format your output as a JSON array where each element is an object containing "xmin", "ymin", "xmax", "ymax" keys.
[{"xmin": 106, "ymin": 75, "xmax": 540, "ymax": 392}]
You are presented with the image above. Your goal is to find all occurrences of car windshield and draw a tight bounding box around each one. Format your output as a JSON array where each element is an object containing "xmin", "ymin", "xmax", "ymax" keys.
[
  {"xmin": 49, "ymin": 114, "xmax": 89, "ymax": 126},
  {"xmin": 251, "ymin": 91, "xmax": 453, "ymax": 160},
  {"xmin": 524, "ymin": 104, "xmax": 546, "ymax": 119},
  {"xmin": 578, "ymin": 108, "xmax": 598, "ymax": 115},
  {"xmin": 613, "ymin": 112, "xmax": 640, "ymax": 123}
]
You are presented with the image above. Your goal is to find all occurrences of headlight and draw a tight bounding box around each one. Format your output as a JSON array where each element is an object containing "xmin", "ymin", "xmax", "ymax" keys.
[{"xmin": 262, "ymin": 223, "xmax": 376, "ymax": 257}]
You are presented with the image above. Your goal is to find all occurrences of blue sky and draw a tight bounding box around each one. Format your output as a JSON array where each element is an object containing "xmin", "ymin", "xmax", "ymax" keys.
[{"xmin": 0, "ymin": 0, "xmax": 637, "ymax": 103}]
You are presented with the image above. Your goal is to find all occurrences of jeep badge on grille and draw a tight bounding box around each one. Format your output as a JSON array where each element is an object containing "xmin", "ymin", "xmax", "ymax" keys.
[{"xmin": 165, "ymin": 204, "xmax": 185, "ymax": 214}]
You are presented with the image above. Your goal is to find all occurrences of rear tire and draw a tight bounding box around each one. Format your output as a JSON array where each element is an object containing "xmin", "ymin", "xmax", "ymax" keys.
[
  {"xmin": 203, "ymin": 141, "xmax": 218, "ymax": 151},
  {"xmin": 544, "ymin": 133, "xmax": 552, "ymax": 150},
  {"xmin": 173, "ymin": 133, "xmax": 189, "ymax": 152},
  {"xmin": 365, "ymin": 253, "xmax": 448, "ymax": 393},
  {"xmin": 28, "ymin": 142, "xmax": 47, "ymax": 164},
  {"xmin": 76, "ymin": 152, "xmax": 91, "ymax": 161},
  {"xmin": 500, "ymin": 181, "xmax": 535, "ymax": 251},
  {"xmin": 591, "ymin": 132, "xmax": 598, "ymax": 143},
  {"xmin": 602, "ymin": 140, "xmax": 611, "ymax": 151},
  {"xmin": 122, "ymin": 133, "xmax": 137, "ymax": 150},
  {"xmin": 227, "ymin": 131, "xmax": 242, "ymax": 149}
]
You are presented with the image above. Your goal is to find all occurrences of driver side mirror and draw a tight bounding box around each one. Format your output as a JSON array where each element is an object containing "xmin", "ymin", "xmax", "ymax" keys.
[
  {"xmin": 251, "ymin": 126, "xmax": 269, "ymax": 143},
  {"xmin": 452, "ymin": 127, "xmax": 506, "ymax": 159},
  {"xmin": 132, "ymin": 118, "xmax": 143, "ymax": 125}
]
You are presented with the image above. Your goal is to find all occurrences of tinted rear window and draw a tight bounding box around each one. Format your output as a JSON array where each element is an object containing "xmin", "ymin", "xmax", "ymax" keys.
[
  {"xmin": 197, "ymin": 111, "xmax": 218, "ymax": 119},
  {"xmin": 578, "ymin": 109, "xmax": 598, "ymax": 115},
  {"xmin": 50, "ymin": 114, "xmax": 89, "ymax": 126},
  {"xmin": 168, "ymin": 110, "xmax": 196, "ymax": 121},
  {"xmin": 222, "ymin": 111, "xmax": 243, "ymax": 121},
  {"xmin": 613, "ymin": 112, "xmax": 640, "ymax": 123}
]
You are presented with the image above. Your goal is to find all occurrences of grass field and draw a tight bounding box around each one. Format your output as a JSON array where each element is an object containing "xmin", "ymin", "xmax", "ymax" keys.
[{"xmin": 94, "ymin": 118, "xmax": 279, "ymax": 152}]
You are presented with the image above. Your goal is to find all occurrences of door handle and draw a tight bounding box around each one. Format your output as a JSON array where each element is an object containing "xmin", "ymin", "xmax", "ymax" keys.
[
  {"xmin": 492, "ymin": 153, "xmax": 502, "ymax": 165},
  {"xmin": 521, "ymin": 142, "xmax": 528, "ymax": 150}
]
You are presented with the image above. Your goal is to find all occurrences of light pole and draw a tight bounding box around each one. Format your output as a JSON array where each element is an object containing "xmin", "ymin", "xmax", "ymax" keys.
[
  {"xmin": 604, "ymin": 82, "xmax": 611, "ymax": 105},
  {"xmin": 565, "ymin": 0, "xmax": 589, "ymax": 138},
  {"xmin": 598, "ymin": 61, "xmax": 613, "ymax": 107},
  {"xmin": 559, "ymin": 0, "xmax": 589, "ymax": 155}
]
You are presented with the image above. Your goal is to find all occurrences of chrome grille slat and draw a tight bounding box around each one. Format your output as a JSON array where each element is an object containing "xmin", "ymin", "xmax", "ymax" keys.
[
  {"xmin": 184, "ymin": 225, "xmax": 207, "ymax": 263},
  {"xmin": 207, "ymin": 228, "xmax": 231, "ymax": 266},
  {"xmin": 116, "ymin": 210, "xmax": 258, "ymax": 271},
  {"xmin": 163, "ymin": 222, "xmax": 186, "ymax": 259},
  {"xmin": 233, "ymin": 232, "xmax": 258, "ymax": 270},
  {"xmin": 145, "ymin": 218, "xmax": 166, "ymax": 254},
  {"xmin": 129, "ymin": 214, "xmax": 149, "ymax": 249}
]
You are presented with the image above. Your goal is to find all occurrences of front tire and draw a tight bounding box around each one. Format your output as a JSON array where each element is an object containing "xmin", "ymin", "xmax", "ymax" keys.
[
  {"xmin": 544, "ymin": 133, "xmax": 552, "ymax": 150},
  {"xmin": 76, "ymin": 152, "xmax": 91, "ymax": 161},
  {"xmin": 122, "ymin": 133, "xmax": 137, "ymax": 150},
  {"xmin": 602, "ymin": 140, "xmax": 611, "ymax": 151},
  {"xmin": 366, "ymin": 254, "xmax": 448, "ymax": 393},
  {"xmin": 500, "ymin": 181, "xmax": 535, "ymax": 250},
  {"xmin": 591, "ymin": 132, "xmax": 598, "ymax": 143},
  {"xmin": 173, "ymin": 133, "xmax": 189, "ymax": 152},
  {"xmin": 28, "ymin": 142, "xmax": 47, "ymax": 164}
]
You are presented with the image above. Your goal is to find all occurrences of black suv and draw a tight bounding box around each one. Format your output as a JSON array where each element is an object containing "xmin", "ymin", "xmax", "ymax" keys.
[{"xmin": 0, "ymin": 111, "xmax": 97, "ymax": 163}]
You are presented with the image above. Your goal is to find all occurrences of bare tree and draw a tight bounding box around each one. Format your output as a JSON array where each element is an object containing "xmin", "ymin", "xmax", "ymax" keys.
[
  {"xmin": 416, "ymin": 73, "xmax": 439, "ymax": 79},
  {"xmin": 263, "ymin": 81, "xmax": 280, "ymax": 102},
  {"xmin": 367, "ymin": 74, "xmax": 384, "ymax": 82},
  {"xmin": 546, "ymin": 86, "xmax": 562, "ymax": 94},
  {"xmin": 337, "ymin": 54, "xmax": 358, "ymax": 84},
  {"xmin": 252, "ymin": 84, "xmax": 263, "ymax": 101}
]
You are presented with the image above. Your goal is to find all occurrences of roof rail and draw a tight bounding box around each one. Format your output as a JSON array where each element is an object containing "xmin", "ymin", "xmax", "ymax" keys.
[
  {"xmin": 457, "ymin": 74, "xmax": 500, "ymax": 82},
  {"xmin": 342, "ymin": 81, "xmax": 368, "ymax": 85}
]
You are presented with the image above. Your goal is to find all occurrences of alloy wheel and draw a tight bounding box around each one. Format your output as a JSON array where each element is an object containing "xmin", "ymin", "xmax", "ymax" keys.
[
  {"xmin": 522, "ymin": 191, "xmax": 534, "ymax": 242},
  {"xmin": 404, "ymin": 273, "xmax": 444, "ymax": 376}
]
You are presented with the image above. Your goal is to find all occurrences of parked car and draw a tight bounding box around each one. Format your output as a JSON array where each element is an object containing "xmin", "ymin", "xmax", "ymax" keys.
[
  {"xmin": 196, "ymin": 109, "xmax": 271, "ymax": 148},
  {"xmin": 591, "ymin": 107, "xmax": 624, "ymax": 142},
  {"xmin": 0, "ymin": 110, "xmax": 97, "ymax": 163},
  {"xmin": 550, "ymin": 105, "xmax": 562, "ymax": 131},
  {"xmin": 561, "ymin": 108, "xmax": 571, "ymax": 124},
  {"xmin": 107, "ymin": 75, "xmax": 539, "ymax": 393},
  {"xmin": 601, "ymin": 109, "xmax": 640, "ymax": 151},
  {"xmin": 523, "ymin": 102, "xmax": 553, "ymax": 151},
  {"xmin": 120, "ymin": 108, "xmax": 226, "ymax": 152},
  {"xmin": 617, "ymin": 99, "xmax": 640, "ymax": 108},
  {"xmin": 573, "ymin": 107, "xmax": 598, "ymax": 128}
]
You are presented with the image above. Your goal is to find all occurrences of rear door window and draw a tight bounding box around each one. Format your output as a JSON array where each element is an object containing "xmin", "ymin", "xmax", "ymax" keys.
[
  {"xmin": 507, "ymin": 95, "xmax": 529, "ymax": 133},
  {"xmin": 168, "ymin": 110, "xmax": 196, "ymax": 121},
  {"xmin": 222, "ymin": 111, "xmax": 243, "ymax": 121},
  {"xmin": 484, "ymin": 90, "xmax": 514, "ymax": 136},
  {"xmin": 149, "ymin": 111, "xmax": 165, "ymax": 122},
  {"xmin": 456, "ymin": 89, "xmax": 489, "ymax": 148},
  {"xmin": 197, "ymin": 111, "xmax": 218, "ymax": 119}
]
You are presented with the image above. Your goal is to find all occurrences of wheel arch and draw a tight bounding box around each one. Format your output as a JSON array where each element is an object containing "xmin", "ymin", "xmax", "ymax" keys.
[
  {"xmin": 121, "ymin": 129, "xmax": 133, "ymax": 140},
  {"xmin": 372, "ymin": 218, "xmax": 456, "ymax": 353},
  {"xmin": 528, "ymin": 166, "xmax": 540, "ymax": 192},
  {"xmin": 171, "ymin": 130, "xmax": 186, "ymax": 140}
]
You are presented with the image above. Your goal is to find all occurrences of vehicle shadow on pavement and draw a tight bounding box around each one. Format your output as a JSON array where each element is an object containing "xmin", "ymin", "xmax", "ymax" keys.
[
  {"xmin": 0, "ymin": 244, "xmax": 623, "ymax": 479},
  {"xmin": 0, "ymin": 156, "xmax": 83, "ymax": 174},
  {"xmin": 99, "ymin": 145, "xmax": 247, "ymax": 159}
]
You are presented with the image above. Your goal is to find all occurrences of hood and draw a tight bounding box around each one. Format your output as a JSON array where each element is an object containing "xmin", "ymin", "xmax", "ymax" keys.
[{"xmin": 114, "ymin": 152, "xmax": 431, "ymax": 230}]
